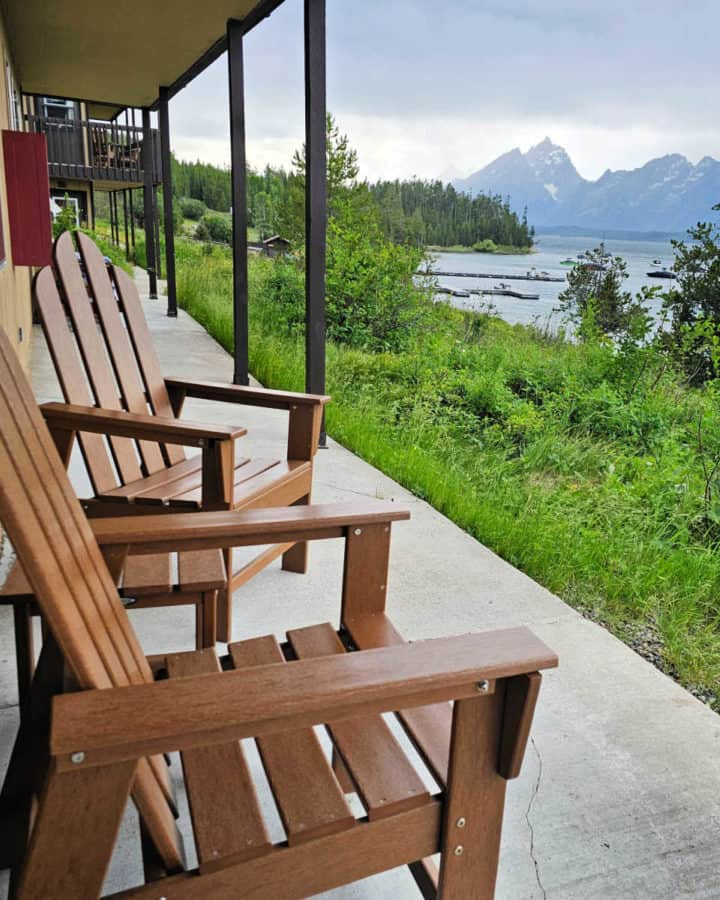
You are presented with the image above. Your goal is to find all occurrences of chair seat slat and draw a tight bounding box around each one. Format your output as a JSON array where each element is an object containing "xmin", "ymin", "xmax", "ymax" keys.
[
  {"xmin": 287, "ymin": 624, "xmax": 431, "ymax": 820},
  {"xmin": 345, "ymin": 614, "xmax": 452, "ymax": 787},
  {"xmin": 229, "ymin": 635, "xmax": 356, "ymax": 845},
  {"xmin": 166, "ymin": 649, "xmax": 271, "ymax": 871}
]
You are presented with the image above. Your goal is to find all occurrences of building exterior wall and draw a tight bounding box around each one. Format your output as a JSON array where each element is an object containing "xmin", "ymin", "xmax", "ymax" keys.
[
  {"xmin": 0, "ymin": 10, "xmax": 32, "ymax": 369},
  {"xmin": 50, "ymin": 178, "xmax": 93, "ymax": 228}
]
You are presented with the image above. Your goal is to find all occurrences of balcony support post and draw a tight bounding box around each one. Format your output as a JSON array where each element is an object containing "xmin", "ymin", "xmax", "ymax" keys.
[
  {"xmin": 227, "ymin": 18, "xmax": 250, "ymax": 385},
  {"xmin": 153, "ymin": 186, "xmax": 162, "ymax": 279},
  {"xmin": 122, "ymin": 190, "xmax": 130, "ymax": 261},
  {"xmin": 304, "ymin": 0, "xmax": 327, "ymax": 445},
  {"xmin": 158, "ymin": 86, "xmax": 177, "ymax": 317},
  {"xmin": 141, "ymin": 107, "xmax": 158, "ymax": 299}
]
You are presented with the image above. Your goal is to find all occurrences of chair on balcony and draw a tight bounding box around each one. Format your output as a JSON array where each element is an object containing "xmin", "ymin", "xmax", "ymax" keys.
[
  {"xmin": 91, "ymin": 126, "xmax": 115, "ymax": 170},
  {"xmin": 0, "ymin": 328, "xmax": 557, "ymax": 899},
  {"xmin": 33, "ymin": 230, "xmax": 329, "ymax": 640}
]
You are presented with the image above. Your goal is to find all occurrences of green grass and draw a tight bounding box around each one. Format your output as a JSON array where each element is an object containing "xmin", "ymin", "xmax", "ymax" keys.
[{"xmin": 172, "ymin": 238, "xmax": 720, "ymax": 710}]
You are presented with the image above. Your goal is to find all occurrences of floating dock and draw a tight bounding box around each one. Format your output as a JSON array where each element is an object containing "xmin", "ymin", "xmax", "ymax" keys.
[
  {"xmin": 469, "ymin": 288, "xmax": 540, "ymax": 300},
  {"xmin": 426, "ymin": 269, "xmax": 564, "ymax": 283},
  {"xmin": 436, "ymin": 285, "xmax": 471, "ymax": 298}
]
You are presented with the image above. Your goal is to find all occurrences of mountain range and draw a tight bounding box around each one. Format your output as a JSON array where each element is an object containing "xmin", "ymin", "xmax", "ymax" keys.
[{"xmin": 452, "ymin": 138, "xmax": 720, "ymax": 233}]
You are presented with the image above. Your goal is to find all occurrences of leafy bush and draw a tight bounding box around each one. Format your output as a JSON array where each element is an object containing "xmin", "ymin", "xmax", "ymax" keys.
[
  {"xmin": 180, "ymin": 197, "xmax": 207, "ymax": 221},
  {"xmin": 194, "ymin": 220, "xmax": 211, "ymax": 242},
  {"xmin": 52, "ymin": 195, "xmax": 77, "ymax": 238},
  {"xmin": 200, "ymin": 212, "xmax": 232, "ymax": 244},
  {"xmin": 472, "ymin": 238, "xmax": 498, "ymax": 253}
]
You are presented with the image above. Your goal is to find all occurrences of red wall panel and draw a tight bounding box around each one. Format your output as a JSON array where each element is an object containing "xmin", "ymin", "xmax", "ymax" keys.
[
  {"xmin": 0, "ymin": 184, "xmax": 5, "ymax": 266},
  {"xmin": 2, "ymin": 131, "xmax": 52, "ymax": 267}
]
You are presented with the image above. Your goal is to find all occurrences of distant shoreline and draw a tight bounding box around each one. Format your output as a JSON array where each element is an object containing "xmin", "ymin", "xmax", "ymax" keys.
[
  {"xmin": 426, "ymin": 244, "xmax": 534, "ymax": 256},
  {"xmin": 533, "ymin": 225, "xmax": 686, "ymax": 242}
]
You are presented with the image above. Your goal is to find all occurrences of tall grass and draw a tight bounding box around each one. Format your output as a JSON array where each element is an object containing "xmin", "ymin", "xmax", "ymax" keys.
[{"xmin": 174, "ymin": 238, "xmax": 720, "ymax": 708}]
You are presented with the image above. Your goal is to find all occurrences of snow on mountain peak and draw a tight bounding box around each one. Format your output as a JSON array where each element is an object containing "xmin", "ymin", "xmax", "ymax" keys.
[{"xmin": 451, "ymin": 141, "xmax": 720, "ymax": 231}]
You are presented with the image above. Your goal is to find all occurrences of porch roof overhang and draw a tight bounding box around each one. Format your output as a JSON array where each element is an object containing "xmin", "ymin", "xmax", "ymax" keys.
[{"xmin": 1, "ymin": 0, "xmax": 282, "ymax": 111}]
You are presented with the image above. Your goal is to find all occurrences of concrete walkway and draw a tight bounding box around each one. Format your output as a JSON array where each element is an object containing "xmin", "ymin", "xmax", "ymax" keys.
[{"xmin": 1, "ymin": 270, "xmax": 719, "ymax": 898}]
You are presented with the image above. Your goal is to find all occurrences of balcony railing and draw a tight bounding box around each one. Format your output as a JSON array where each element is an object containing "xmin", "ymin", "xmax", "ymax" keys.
[{"xmin": 25, "ymin": 115, "xmax": 161, "ymax": 185}]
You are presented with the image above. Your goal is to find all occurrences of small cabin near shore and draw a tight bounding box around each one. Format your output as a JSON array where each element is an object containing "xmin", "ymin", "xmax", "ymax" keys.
[{"xmin": 262, "ymin": 234, "xmax": 290, "ymax": 257}]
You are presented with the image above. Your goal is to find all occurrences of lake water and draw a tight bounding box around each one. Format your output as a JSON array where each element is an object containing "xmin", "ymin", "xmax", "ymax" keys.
[{"xmin": 428, "ymin": 232, "xmax": 679, "ymax": 328}]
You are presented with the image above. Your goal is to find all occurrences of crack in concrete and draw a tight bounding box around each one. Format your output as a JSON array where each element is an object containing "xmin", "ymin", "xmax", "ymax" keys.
[
  {"xmin": 526, "ymin": 737, "xmax": 548, "ymax": 900},
  {"xmin": 317, "ymin": 480, "xmax": 420, "ymax": 502}
]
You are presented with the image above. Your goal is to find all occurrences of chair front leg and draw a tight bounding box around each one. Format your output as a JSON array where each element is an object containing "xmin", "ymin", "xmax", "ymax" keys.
[
  {"xmin": 15, "ymin": 760, "xmax": 137, "ymax": 900},
  {"xmin": 217, "ymin": 551, "xmax": 234, "ymax": 642},
  {"xmin": 281, "ymin": 493, "xmax": 311, "ymax": 574},
  {"xmin": 0, "ymin": 635, "xmax": 65, "ymax": 888},
  {"xmin": 437, "ymin": 687, "xmax": 508, "ymax": 900},
  {"xmin": 196, "ymin": 590, "xmax": 218, "ymax": 650}
]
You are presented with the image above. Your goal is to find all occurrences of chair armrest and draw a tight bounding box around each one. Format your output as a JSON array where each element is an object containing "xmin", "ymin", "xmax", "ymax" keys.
[
  {"xmin": 90, "ymin": 501, "xmax": 411, "ymax": 554},
  {"xmin": 51, "ymin": 627, "xmax": 558, "ymax": 769},
  {"xmin": 41, "ymin": 402, "xmax": 246, "ymax": 448},
  {"xmin": 165, "ymin": 378, "xmax": 330, "ymax": 412}
]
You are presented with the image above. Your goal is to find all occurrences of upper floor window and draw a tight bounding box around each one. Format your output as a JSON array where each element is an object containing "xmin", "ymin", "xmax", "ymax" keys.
[
  {"xmin": 41, "ymin": 97, "xmax": 78, "ymax": 121},
  {"xmin": 4, "ymin": 50, "xmax": 21, "ymax": 130}
]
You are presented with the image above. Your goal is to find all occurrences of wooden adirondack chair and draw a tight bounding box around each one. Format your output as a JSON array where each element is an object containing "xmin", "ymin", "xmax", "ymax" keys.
[
  {"xmin": 0, "ymin": 328, "xmax": 557, "ymax": 898},
  {"xmin": 34, "ymin": 230, "xmax": 330, "ymax": 641}
]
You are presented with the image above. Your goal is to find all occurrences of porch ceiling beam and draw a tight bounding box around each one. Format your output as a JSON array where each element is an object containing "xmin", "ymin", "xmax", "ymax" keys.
[
  {"xmin": 154, "ymin": 0, "xmax": 286, "ymax": 107},
  {"xmin": 7, "ymin": 1, "xmax": 288, "ymax": 113}
]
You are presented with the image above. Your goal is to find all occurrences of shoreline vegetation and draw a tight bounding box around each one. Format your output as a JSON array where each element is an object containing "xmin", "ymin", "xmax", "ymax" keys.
[{"xmin": 426, "ymin": 242, "xmax": 534, "ymax": 255}]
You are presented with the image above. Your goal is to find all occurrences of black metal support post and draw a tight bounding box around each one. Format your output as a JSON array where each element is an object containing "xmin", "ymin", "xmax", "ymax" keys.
[
  {"xmin": 129, "ymin": 189, "xmax": 136, "ymax": 254},
  {"xmin": 112, "ymin": 192, "xmax": 119, "ymax": 245},
  {"xmin": 108, "ymin": 191, "xmax": 114, "ymax": 243},
  {"xmin": 141, "ymin": 107, "xmax": 158, "ymax": 298},
  {"xmin": 227, "ymin": 18, "xmax": 250, "ymax": 385},
  {"xmin": 158, "ymin": 87, "xmax": 177, "ymax": 317},
  {"xmin": 304, "ymin": 0, "xmax": 327, "ymax": 444},
  {"xmin": 153, "ymin": 186, "xmax": 162, "ymax": 279},
  {"xmin": 122, "ymin": 190, "xmax": 130, "ymax": 260}
]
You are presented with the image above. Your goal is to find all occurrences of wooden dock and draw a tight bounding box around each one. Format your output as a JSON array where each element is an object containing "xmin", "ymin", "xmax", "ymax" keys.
[
  {"xmin": 436, "ymin": 285, "xmax": 540, "ymax": 301},
  {"xmin": 426, "ymin": 269, "xmax": 564, "ymax": 283},
  {"xmin": 469, "ymin": 288, "xmax": 539, "ymax": 300}
]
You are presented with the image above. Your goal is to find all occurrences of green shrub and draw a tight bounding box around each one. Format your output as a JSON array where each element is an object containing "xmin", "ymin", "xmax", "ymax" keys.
[
  {"xmin": 194, "ymin": 221, "xmax": 211, "ymax": 242},
  {"xmin": 200, "ymin": 212, "xmax": 232, "ymax": 244},
  {"xmin": 472, "ymin": 238, "xmax": 498, "ymax": 253},
  {"xmin": 52, "ymin": 195, "xmax": 77, "ymax": 239},
  {"xmin": 180, "ymin": 197, "xmax": 207, "ymax": 220}
]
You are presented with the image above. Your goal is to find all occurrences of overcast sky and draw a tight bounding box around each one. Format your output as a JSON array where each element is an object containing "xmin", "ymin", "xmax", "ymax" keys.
[{"xmin": 168, "ymin": 0, "xmax": 719, "ymax": 183}]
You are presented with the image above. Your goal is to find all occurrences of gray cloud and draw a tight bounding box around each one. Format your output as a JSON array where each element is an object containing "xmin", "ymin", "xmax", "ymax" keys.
[{"xmin": 168, "ymin": 0, "xmax": 720, "ymax": 180}]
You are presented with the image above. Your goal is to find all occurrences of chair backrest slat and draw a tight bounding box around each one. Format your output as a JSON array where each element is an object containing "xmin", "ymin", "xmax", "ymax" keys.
[
  {"xmin": 53, "ymin": 232, "xmax": 144, "ymax": 485},
  {"xmin": 76, "ymin": 233, "xmax": 167, "ymax": 475},
  {"xmin": 0, "ymin": 328, "xmax": 183, "ymax": 870},
  {"xmin": 35, "ymin": 268, "xmax": 118, "ymax": 495},
  {"xmin": 111, "ymin": 264, "xmax": 185, "ymax": 466}
]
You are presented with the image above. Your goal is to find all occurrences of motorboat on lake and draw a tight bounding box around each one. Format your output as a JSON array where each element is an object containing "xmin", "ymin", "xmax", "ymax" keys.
[{"xmin": 647, "ymin": 268, "xmax": 676, "ymax": 279}]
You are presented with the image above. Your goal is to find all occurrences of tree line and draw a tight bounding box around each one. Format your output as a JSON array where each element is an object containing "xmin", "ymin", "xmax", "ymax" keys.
[
  {"xmin": 369, "ymin": 179, "xmax": 534, "ymax": 249},
  {"xmin": 168, "ymin": 145, "xmax": 533, "ymax": 251}
]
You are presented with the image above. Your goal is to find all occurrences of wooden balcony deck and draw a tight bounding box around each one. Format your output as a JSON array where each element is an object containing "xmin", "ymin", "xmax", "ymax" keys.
[{"xmin": 25, "ymin": 114, "xmax": 161, "ymax": 186}]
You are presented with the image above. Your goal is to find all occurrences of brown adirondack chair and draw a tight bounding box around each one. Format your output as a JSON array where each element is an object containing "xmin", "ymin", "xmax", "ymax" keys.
[
  {"xmin": 34, "ymin": 230, "xmax": 330, "ymax": 641},
  {"xmin": 0, "ymin": 327, "xmax": 557, "ymax": 899}
]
